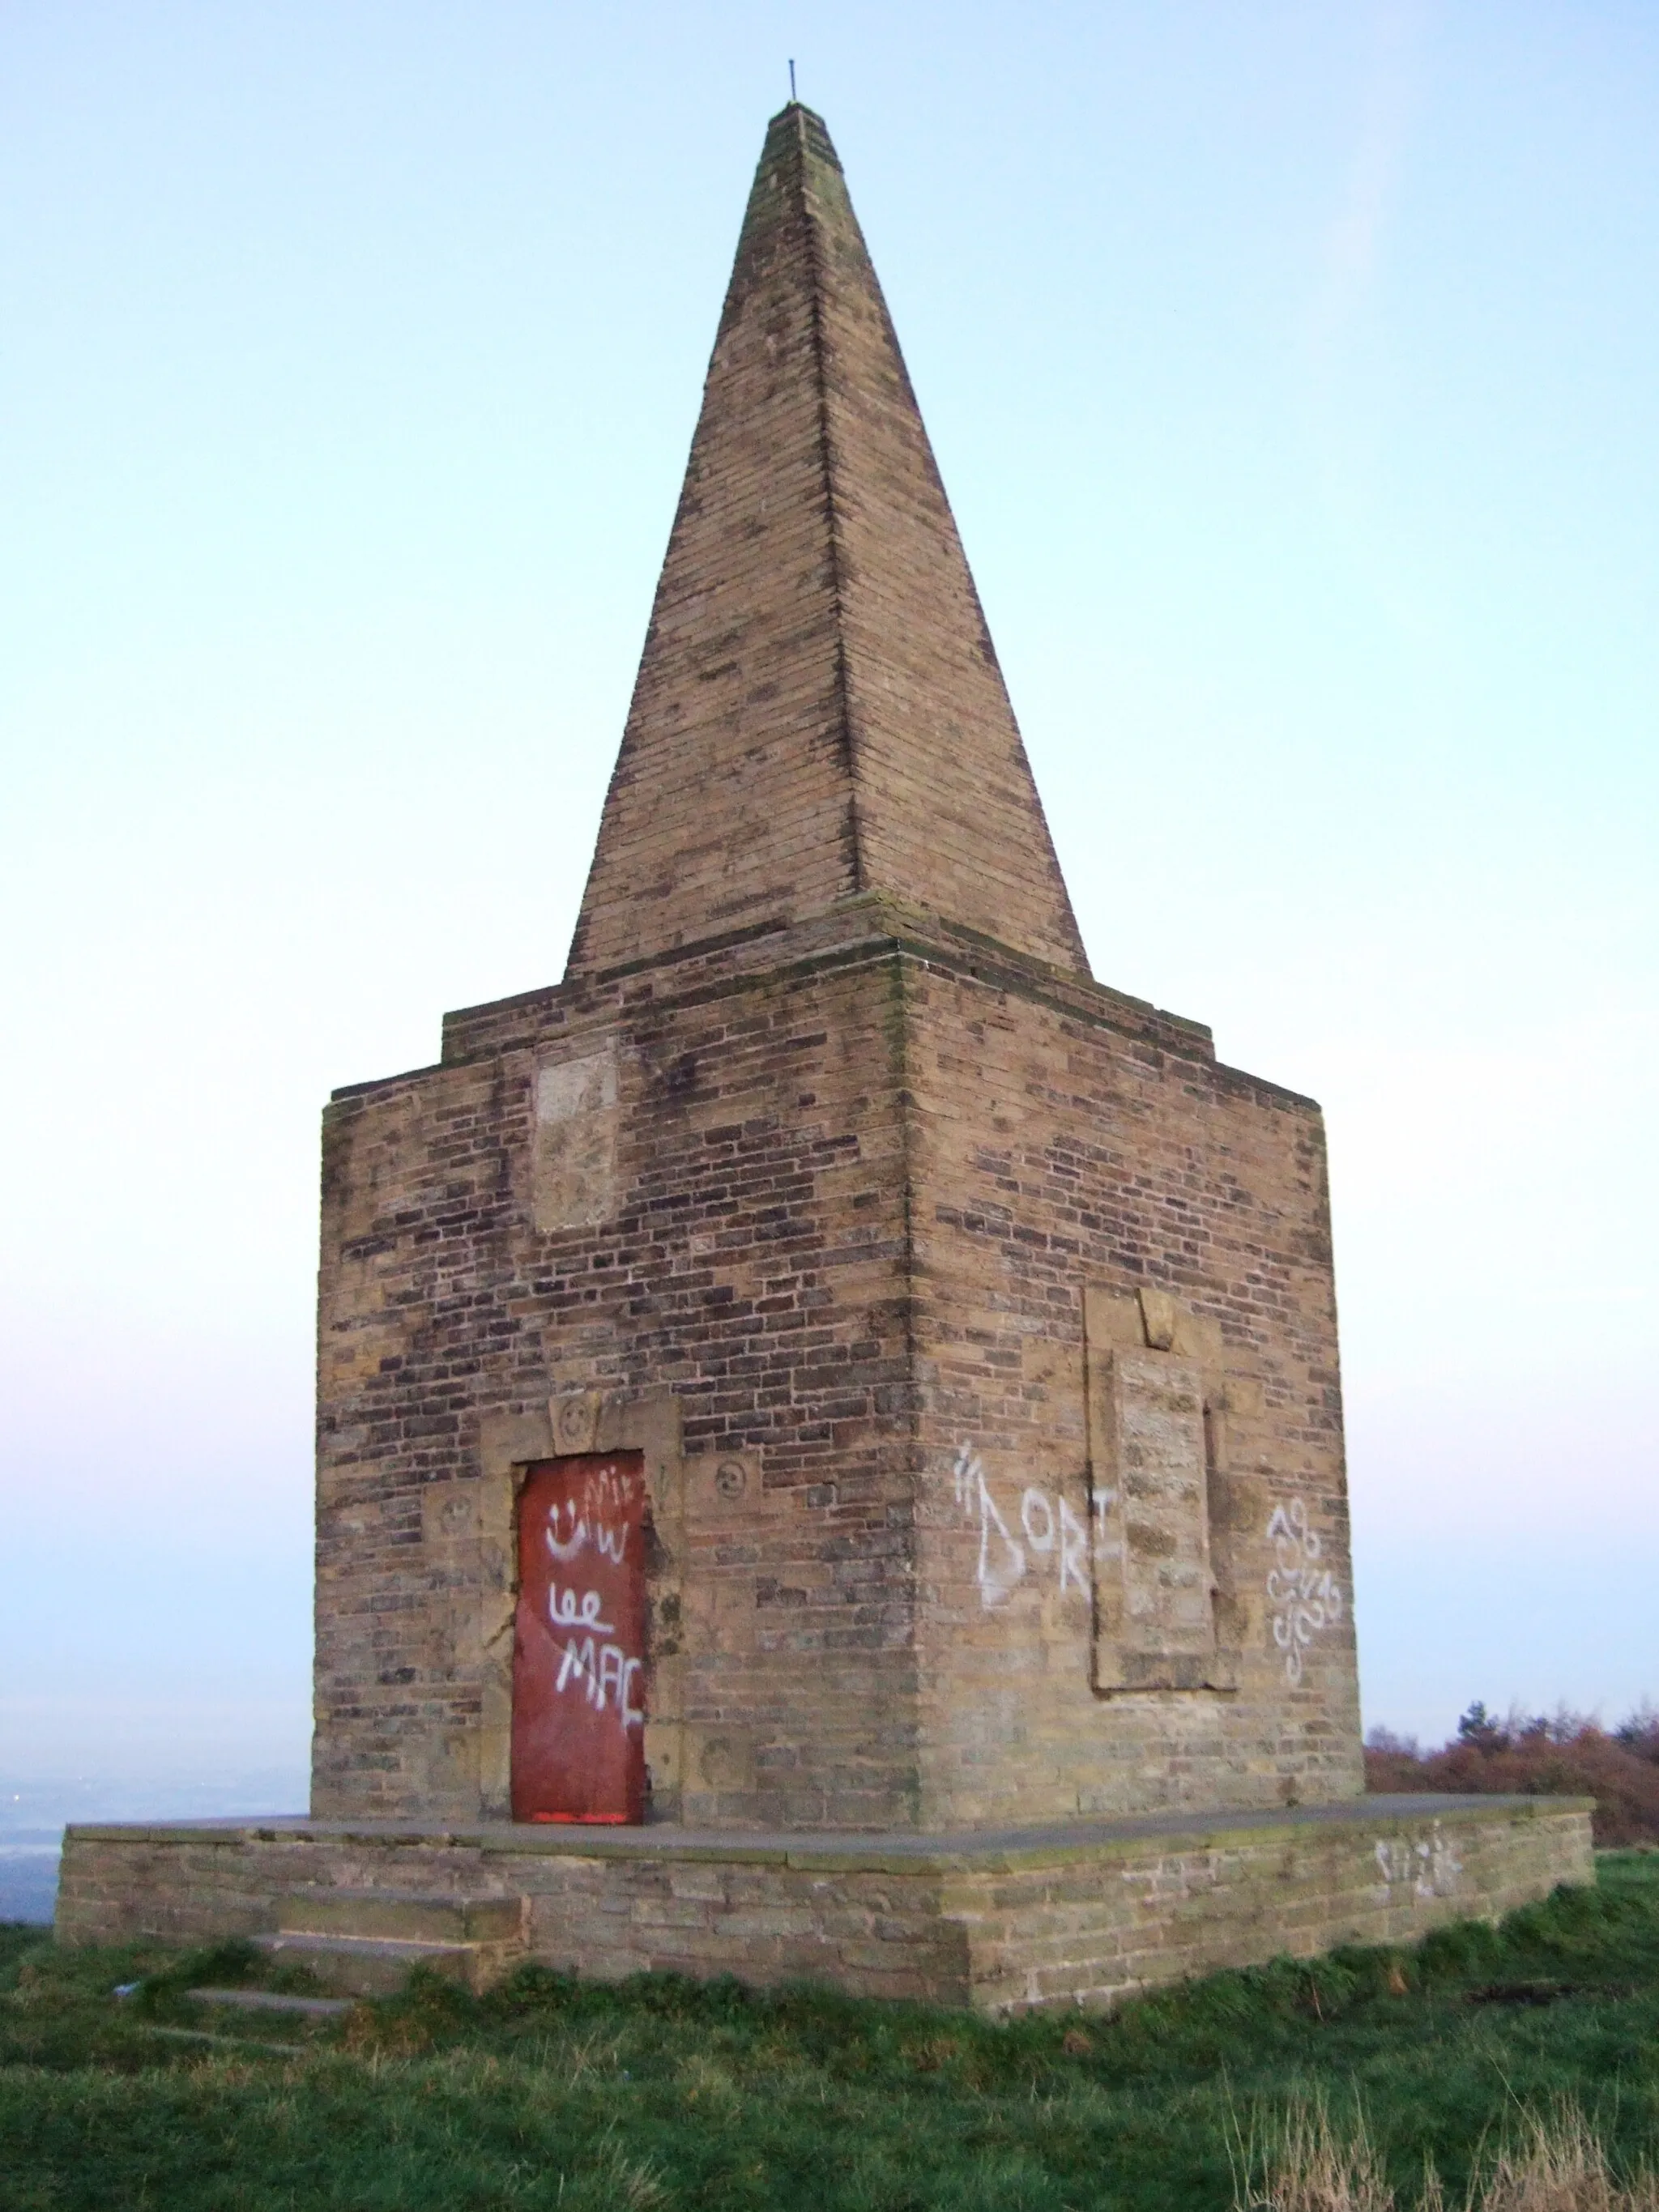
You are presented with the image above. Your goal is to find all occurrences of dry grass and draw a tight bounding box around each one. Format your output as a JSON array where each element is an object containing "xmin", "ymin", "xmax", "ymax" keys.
[
  {"xmin": 1240, "ymin": 2100, "xmax": 1659, "ymax": 2212},
  {"xmin": 1470, "ymin": 2108, "xmax": 1659, "ymax": 2212},
  {"xmin": 1235, "ymin": 2095, "xmax": 1397, "ymax": 2212}
]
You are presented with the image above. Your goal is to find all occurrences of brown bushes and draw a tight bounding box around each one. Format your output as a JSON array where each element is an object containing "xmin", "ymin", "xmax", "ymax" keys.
[{"xmin": 1365, "ymin": 1704, "xmax": 1659, "ymax": 1848}]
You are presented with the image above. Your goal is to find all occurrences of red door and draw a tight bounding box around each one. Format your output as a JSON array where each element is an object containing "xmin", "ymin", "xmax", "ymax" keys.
[{"xmin": 511, "ymin": 1454, "xmax": 648, "ymax": 1823}]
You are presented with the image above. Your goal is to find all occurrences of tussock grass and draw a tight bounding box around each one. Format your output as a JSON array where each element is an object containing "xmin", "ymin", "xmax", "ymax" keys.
[
  {"xmin": 1235, "ymin": 2095, "xmax": 1396, "ymax": 2212},
  {"xmin": 1470, "ymin": 2107, "xmax": 1659, "ymax": 2212},
  {"xmin": 2, "ymin": 1854, "xmax": 1657, "ymax": 2210},
  {"xmin": 1237, "ymin": 2097, "xmax": 1659, "ymax": 2212}
]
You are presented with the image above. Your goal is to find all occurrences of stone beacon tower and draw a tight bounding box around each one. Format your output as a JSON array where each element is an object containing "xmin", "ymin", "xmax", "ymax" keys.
[{"xmin": 58, "ymin": 106, "xmax": 1590, "ymax": 2010}]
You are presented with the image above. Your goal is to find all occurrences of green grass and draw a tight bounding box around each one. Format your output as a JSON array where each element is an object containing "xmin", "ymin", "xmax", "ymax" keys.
[{"xmin": 4, "ymin": 1855, "xmax": 1659, "ymax": 2210}]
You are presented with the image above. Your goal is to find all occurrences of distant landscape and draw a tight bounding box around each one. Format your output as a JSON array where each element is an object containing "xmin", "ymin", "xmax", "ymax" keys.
[{"xmin": 0, "ymin": 1770, "xmax": 307, "ymax": 1926}]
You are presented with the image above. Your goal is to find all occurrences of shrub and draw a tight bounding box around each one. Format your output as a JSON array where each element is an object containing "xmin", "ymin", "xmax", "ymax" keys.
[{"xmin": 1366, "ymin": 1704, "xmax": 1659, "ymax": 1846}]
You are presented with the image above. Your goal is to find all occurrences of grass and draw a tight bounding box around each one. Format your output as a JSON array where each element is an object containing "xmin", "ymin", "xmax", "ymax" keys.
[{"xmin": 2, "ymin": 1854, "xmax": 1658, "ymax": 2210}]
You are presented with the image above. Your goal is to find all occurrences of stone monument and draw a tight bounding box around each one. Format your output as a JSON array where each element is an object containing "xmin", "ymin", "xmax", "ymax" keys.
[{"xmin": 58, "ymin": 104, "xmax": 1589, "ymax": 2011}]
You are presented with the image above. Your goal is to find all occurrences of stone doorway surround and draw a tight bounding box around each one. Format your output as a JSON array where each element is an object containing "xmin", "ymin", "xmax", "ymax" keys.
[{"xmin": 457, "ymin": 1390, "xmax": 685, "ymax": 1824}]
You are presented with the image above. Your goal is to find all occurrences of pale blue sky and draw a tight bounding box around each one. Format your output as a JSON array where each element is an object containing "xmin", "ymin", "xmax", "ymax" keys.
[{"xmin": 2, "ymin": 2, "xmax": 1654, "ymax": 1794}]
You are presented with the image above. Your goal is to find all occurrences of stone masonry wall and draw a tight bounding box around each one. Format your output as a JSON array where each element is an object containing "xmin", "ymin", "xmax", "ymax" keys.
[
  {"xmin": 955, "ymin": 1800, "xmax": 1590, "ymax": 2013},
  {"xmin": 315, "ymin": 932, "xmax": 925, "ymax": 1831},
  {"xmin": 904, "ymin": 945, "xmax": 1361, "ymax": 1827},
  {"xmin": 314, "ymin": 907, "xmax": 1362, "ymax": 1835},
  {"xmin": 56, "ymin": 1798, "xmax": 1593, "ymax": 2015}
]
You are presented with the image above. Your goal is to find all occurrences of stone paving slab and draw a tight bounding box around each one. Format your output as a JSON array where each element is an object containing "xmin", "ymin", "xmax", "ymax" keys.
[{"xmin": 188, "ymin": 1988, "xmax": 354, "ymax": 2019}]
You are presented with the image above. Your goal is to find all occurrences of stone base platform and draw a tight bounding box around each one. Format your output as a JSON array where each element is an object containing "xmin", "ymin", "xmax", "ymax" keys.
[{"xmin": 56, "ymin": 1794, "xmax": 1593, "ymax": 2015}]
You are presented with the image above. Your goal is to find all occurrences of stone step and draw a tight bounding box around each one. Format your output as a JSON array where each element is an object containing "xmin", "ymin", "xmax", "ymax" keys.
[
  {"xmin": 275, "ymin": 1889, "xmax": 523, "ymax": 1945},
  {"xmin": 140, "ymin": 2022, "xmax": 308, "ymax": 2056},
  {"xmin": 251, "ymin": 1929, "xmax": 522, "ymax": 1997},
  {"xmin": 188, "ymin": 1986, "xmax": 355, "ymax": 2018}
]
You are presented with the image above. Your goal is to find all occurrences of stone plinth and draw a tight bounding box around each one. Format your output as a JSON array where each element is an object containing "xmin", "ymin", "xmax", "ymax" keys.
[{"xmin": 57, "ymin": 1795, "xmax": 1592, "ymax": 2016}]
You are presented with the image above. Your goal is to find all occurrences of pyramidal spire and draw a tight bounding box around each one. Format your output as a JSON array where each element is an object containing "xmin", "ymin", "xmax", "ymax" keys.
[{"xmin": 566, "ymin": 104, "xmax": 1089, "ymax": 979}]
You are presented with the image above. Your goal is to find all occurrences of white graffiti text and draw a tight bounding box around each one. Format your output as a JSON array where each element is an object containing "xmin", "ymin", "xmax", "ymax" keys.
[
  {"xmin": 1265, "ymin": 1498, "xmax": 1342, "ymax": 1685},
  {"xmin": 953, "ymin": 1443, "xmax": 1088, "ymax": 1610}
]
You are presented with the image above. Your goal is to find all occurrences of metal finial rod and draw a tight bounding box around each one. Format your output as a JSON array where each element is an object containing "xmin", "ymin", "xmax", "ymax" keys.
[{"xmin": 788, "ymin": 58, "xmax": 797, "ymax": 101}]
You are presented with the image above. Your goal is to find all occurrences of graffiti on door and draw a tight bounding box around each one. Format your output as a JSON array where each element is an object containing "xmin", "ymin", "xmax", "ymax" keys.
[{"xmin": 512, "ymin": 1453, "xmax": 647, "ymax": 1822}]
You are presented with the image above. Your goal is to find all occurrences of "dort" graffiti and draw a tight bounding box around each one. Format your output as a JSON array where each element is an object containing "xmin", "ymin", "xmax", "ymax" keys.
[{"xmin": 952, "ymin": 1442, "xmax": 1088, "ymax": 1610}]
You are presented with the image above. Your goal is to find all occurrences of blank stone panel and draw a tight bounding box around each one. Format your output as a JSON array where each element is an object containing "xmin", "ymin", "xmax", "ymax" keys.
[
  {"xmin": 1090, "ymin": 1349, "xmax": 1226, "ymax": 1694},
  {"xmin": 531, "ymin": 1042, "xmax": 620, "ymax": 1232}
]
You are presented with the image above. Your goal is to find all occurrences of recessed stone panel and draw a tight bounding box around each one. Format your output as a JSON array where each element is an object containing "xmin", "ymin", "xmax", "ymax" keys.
[
  {"xmin": 532, "ymin": 1044, "xmax": 619, "ymax": 1232},
  {"xmin": 1090, "ymin": 1349, "xmax": 1222, "ymax": 1693}
]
